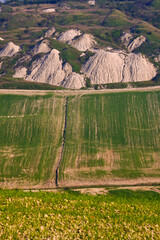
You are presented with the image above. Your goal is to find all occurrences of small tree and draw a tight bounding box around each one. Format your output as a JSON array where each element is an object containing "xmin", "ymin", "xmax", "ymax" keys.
[
  {"xmin": 94, "ymin": 84, "xmax": 99, "ymax": 90},
  {"xmin": 86, "ymin": 78, "xmax": 92, "ymax": 88}
]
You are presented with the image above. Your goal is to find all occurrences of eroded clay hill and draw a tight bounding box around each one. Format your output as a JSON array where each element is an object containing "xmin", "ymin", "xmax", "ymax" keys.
[
  {"xmin": 32, "ymin": 40, "xmax": 51, "ymax": 55},
  {"xmin": 0, "ymin": 26, "xmax": 157, "ymax": 89},
  {"xmin": 82, "ymin": 49, "xmax": 157, "ymax": 84},
  {"xmin": 58, "ymin": 29, "xmax": 97, "ymax": 51},
  {"xmin": 25, "ymin": 49, "xmax": 85, "ymax": 89},
  {"xmin": 0, "ymin": 42, "xmax": 20, "ymax": 57}
]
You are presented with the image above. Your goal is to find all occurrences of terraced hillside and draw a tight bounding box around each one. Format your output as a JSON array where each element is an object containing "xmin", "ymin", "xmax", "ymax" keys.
[{"xmin": 0, "ymin": 90, "xmax": 160, "ymax": 188}]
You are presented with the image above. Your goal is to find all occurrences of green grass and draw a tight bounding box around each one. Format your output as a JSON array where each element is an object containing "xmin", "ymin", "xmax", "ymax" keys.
[
  {"xmin": 0, "ymin": 0, "xmax": 159, "ymax": 55},
  {"xmin": 59, "ymin": 91, "xmax": 160, "ymax": 184},
  {"xmin": 54, "ymin": 13, "xmax": 93, "ymax": 26},
  {"xmin": 0, "ymin": 189, "xmax": 159, "ymax": 239},
  {"xmin": 90, "ymin": 28, "xmax": 122, "ymax": 48},
  {"xmin": 0, "ymin": 94, "xmax": 65, "ymax": 185},
  {"xmin": 0, "ymin": 76, "xmax": 64, "ymax": 90},
  {"xmin": 49, "ymin": 39, "xmax": 81, "ymax": 73},
  {"xmin": 102, "ymin": 9, "xmax": 131, "ymax": 28},
  {"xmin": 131, "ymin": 21, "xmax": 160, "ymax": 59},
  {"xmin": 0, "ymin": 13, "xmax": 42, "ymax": 31},
  {"xmin": 135, "ymin": 22, "xmax": 160, "ymax": 44},
  {"xmin": 152, "ymin": 0, "xmax": 160, "ymax": 9}
]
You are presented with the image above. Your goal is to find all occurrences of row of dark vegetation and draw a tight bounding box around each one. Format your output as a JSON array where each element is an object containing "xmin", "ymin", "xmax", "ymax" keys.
[{"xmin": 1, "ymin": 0, "xmax": 61, "ymax": 5}]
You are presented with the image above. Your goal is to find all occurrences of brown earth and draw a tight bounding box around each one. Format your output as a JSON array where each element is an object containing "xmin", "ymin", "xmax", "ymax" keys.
[
  {"xmin": 0, "ymin": 177, "xmax": 160, "ymax": 191},
  {"xmin": 72, "ymin": 185, "xmax": 160, "ymax": 195}
]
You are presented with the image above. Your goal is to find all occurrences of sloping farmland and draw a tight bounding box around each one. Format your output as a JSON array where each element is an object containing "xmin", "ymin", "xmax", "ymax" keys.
[
  {"xmin": 59, "ymin": 91, "xmax": 160, "ymax": 187},
  {"xmin": 0, "ymin": 90, "xmax": 160, "ymax": 188},
  {"xmin": 0, "ymin": 94, "xmax": 65, "ymax": 188}
]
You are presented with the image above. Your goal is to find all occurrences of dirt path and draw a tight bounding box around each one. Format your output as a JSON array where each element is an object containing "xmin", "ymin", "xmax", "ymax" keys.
[
  {"xmin": 59, "ymin": 178, "xmax": 160, "ymax": 188},
  {"xmin": 55, "ymin": 97, "xmax": 68, "ymax": 186},
  {"xmin": 72, "ymin": 185, "xmax": 160, "ymax": 195},
  {"xmin": 21, "ymin": 185, "xmax": 160, "ymax": 195},
  {"xmin": 0, "ymin": 86, "xmax": 160, "ymax": 96}
]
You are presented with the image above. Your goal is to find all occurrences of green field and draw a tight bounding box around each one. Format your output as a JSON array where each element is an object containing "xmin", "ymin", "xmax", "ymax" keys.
[
  {"xmin": 0, "ymin": 94, "xmax": 65, "ymax": 187},
  {"xmin": 59, "ymin": 91, "xmax": 160, "ymax": 185},
  {"xmin": 0, "ymin": 189, "xmax": 159, "ymax": 239},
  {"xmin": 0, "ymin": 91, "xmax": 160, "ymax": 187}
]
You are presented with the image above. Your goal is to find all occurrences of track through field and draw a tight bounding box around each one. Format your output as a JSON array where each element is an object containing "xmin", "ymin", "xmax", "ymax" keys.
[{"xmin": 55, "ymin": 97, "xmax": 68, "ymax": 186}]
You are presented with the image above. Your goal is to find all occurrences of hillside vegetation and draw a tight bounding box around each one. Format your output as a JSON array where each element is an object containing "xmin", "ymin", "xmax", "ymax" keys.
[
  {"xmin": 0, "ymin": 90, "xmax": 160, "ymax": 188},
  {"xmin": 0, "ymin": 0, "xmax": 159, "ymax": 89}
]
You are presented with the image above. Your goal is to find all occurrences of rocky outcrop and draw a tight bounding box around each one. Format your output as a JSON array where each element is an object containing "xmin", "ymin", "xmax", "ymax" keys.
[
  {"xmin": 16, "ymin": 55, "xmax": 31, "ymax": 65},
  {"xmin": 13, "ymin": 67, "xmax": 27, "ymax": 78},
  {"xmin": 57, "ymin": 29, "xmax": 97, "ymax": 51},
  {"xmin": 61, "ymin": 72, "xmax": 85, "ymax": 89},
  {"xmin": 23, "ymin": 49, "xmax": 86, "ymax": 89},
  {"xmin": 58, "ymin": 29, "xmax": 81, "ymax": 43},
  {"xmin": 35, "ymin": 37, "xmax": 44, "ymax": 42},
  {"xmin": 32, "ymin": 40, "xmax": 50, "ymax": 55},
  {"xmin": 121, "ymin": 32, "xmax": 133, "ymax": 46},
  {"xmin": 121, "ymin": 34, "xmax": 146, "ymax": 52},
  {"xmin": 63, "ymin": 62, "xmax": 72, "ymax": 77},
  {"xmin": 0, "ymin": 42, "xmax": 20, "ymax": 57},
  {"xmin": 82, "ymin": 49, "xmax": 156, "ymax": 84},
  {"xmin": 123, "ymin": 53, "xmax": 156, "ymax": 82},
  {"xmin": 80, "ymin": 53, "xmax": 86, "ymax": 57},
  {"xmin": 42, "ymin": 8, "xmax": 56, "ymax": 13},
  {"xmin": 71, "ymin": 33, "xmax": 97, "ymax": 51},
  {"xmin": 88, "ymin": 0, "xmax": 95, "ymax": 5},
  {"xmin": 128, "ymin": 35, "xmax": 146, "ymax": 52},
  {"xmin": 154, "ymin": 55, "xmax": 160, "ymax": 63},
  {"xmin": 82, "ymin": 50, "xmax": 124, "ymax": 84},
  {"xmin": 26, "ymin": 49, "xmax": 65, "ymax": 86},
  {"xmin": 45, "ymin": 27, "xmax": 56, "ymax": 38}
]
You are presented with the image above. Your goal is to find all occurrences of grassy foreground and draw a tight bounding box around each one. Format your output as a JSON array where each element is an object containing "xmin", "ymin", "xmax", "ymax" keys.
[{"xmin": 0, "ymin": 189, "xmax": 159, "ymax": 239}]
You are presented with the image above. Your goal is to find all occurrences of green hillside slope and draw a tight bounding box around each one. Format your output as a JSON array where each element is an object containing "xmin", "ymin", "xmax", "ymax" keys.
[
  {"xmin": 0, "ymin": 0, "xmax": 159, "ymax": 89},
  {"xmin": 59, "ymin": 91, "xmax": 160, "ymax": 186},
  {"xmin": 0, "ymin": 91, "xmax": 160, "ymax": 188},
  {"xmin": 0, "ymin": 94, "xmax": 65, "ymax": 187}
]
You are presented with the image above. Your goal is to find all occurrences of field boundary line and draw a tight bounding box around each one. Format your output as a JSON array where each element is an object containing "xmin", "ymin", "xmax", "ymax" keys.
[
  {"xmin": 1, "ymin": 86, "xmax": 160, "ymax": 96},
  {"xmin": 55, "ymin": 97, "xmax": 68, "ymax": 186}
]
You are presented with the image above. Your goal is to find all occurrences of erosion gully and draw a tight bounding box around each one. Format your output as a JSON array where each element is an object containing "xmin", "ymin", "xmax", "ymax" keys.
[{"xmin": 55, "ymin": 97, "xmax": 68, "ymax": 186}]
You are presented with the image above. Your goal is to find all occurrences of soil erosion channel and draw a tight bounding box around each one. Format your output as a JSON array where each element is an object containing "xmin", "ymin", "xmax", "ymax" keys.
[{"xmin": 55, "ymin": 97, "xmax": 68, "ymax": 186}]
